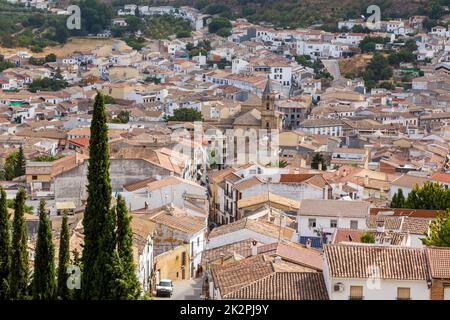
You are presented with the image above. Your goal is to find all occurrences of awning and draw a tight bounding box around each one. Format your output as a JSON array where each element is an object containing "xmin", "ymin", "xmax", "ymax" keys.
[{"xmin": 56, "ymin": 201, "xmax": 76, "ymax": 210}]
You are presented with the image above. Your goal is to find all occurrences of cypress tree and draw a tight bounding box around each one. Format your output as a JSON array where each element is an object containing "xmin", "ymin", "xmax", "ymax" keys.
[
  {"xmin": 14, "ymin": 145, "xmax": 26, "ymax": 178},
  {"xmin": 0, "ymin": 188, "xmax": 11, "ymax": 299},
  {"xmin": 390, "ymin": 193, "xmax": 398, "ymax": 208},
  {"xmin": 57, "ymin": 212, "xmax": 70, "ymax": 299},
  {"xmin": 71, "ymin": 248, "xmax": 82, "ymax": 300},
  {"xmin": 81, "ymin": 92, "xmax": 114, "ymax": 299},
  {"xmin": 9, "ymin": 188, "xmax": 29, "ymax": 299},
  {"xmin": 32, "ymin": 199, "xmax": 56, "ymax": 300},
  {"xmin": 397, "ymin": 188, "xmax": 405, "ymax": 208},
  {"xmin": 111, "ymin": 195, "xmax": 140, "ymax": 299},
  {"xmin": 96, "ymin": 207, "xmax": 117, "ymax": 298}
]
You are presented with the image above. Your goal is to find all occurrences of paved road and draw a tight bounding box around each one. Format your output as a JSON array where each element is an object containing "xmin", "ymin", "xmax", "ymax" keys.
[
  {"xmin": 322, "ymin": 59, "xmax": 341, "ymax": 80},
  {"xmin": 154, "ymin": 278, "xmax": 203, "ymax": 300}
]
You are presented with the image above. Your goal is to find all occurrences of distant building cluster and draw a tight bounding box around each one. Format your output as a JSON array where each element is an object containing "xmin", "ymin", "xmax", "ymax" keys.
[{"xmin": 1, "ymin": 3, "xmax": 450, "ymax": 300}]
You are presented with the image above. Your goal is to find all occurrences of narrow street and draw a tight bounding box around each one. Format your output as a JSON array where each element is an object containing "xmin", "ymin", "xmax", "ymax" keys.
[
  {"xmin": 322, "ymin": 59, "xmax": 342, "ymax": 80},
  {"xmin": 153, "ymin": 278, "xmax": 203, "ymax": 300}
]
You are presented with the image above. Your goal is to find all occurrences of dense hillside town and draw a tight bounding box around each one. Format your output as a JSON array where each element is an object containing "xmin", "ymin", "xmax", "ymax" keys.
[{"xmin": 0, "ymin": 1, "xmax": 450, "ymax": 301}]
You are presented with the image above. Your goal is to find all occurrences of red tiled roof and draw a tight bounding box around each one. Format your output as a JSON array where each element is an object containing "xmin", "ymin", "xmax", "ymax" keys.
[
  {"xmin": 123, "ymin": 176, "xmax": 157, "ymax": 192},
  {"xmin": 225, "ymin": 272, "xmax": 329, "ymax": 300},
  {"xmin": 211, "ymin": 255, "xmax": 274, "ymax": 297},
  {"xmin": 332, "ymin": 229, "xmax": 364, "ymax": 244},
  {"xmin": 68, "ymin": 137, "xmax": 90, "ymax": 148},
  {"xmin": 431, "ymin": 172, "xmax": 450, "ymax": 183},
  {"xmin": 279, "ymin": 173, "xmax": 317, "ymax": 183},
  {"xmin": 370, "ymin": 208, "xmax": 441, "ymax": 218},
  {"xmin": 324, "ymin": 244, "xmax": 428, "ymax": 280},
  {"xmin": 426, "ymin": 247, "xmax": 450, "ymax": 279}
]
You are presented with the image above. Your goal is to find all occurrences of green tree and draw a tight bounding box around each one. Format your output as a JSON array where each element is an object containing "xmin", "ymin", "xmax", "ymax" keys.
[
  {"xmin": 422, "ymin": 211, "xmax": 450, "ymax": 247},
  {"xmin": 104, "ymin": 95, "xmax": 116, "ymax": 104},
  {"xmin": 390, "ymin": 188, "xmax": 406, "ymax": 208},
  {"xmin": 110, "ymin": 195, "xmax": 140, "ymax": 299},
  {"xmin": 208, "ymin": 17, "xmax": 232, "ymax": 34},
  {"xmin": 57, "ymin": 212, "xmax": 70, "ymax": 300},
  {"xmin": 0, "ymin": 60, "xmax": 15, "ymax": 73},
  {"xmin": 29, "ymin": 77, "xmax": 68, "ymax": 92},
  {"xmin": 359, "ymin": 36, "xmax": 389, "ymax": 53},
  {"xmin": 32, "ymin": 199, "xmax": 56, "ymax": 300},
  {"xmin": 112, "ymin": 111, "xmax": 130, "ymax": 124},
  {"xmin": 2, "ymin": 151, "xmax": 17, "ymax": 180},
  {"xmin": 9, "ymin": 188, "xmax": 29, "ymax": 299},
  {"xmin": 81, "ymin": 92, "xmax": 115, "ymax": 299},
  {"xmin": 70, "ymin": 248, "xmax": 82, "ymax": 300},
  {"xmin": 277, "ymin": 160, "xmax": 288, "ymax": 168},
  {"xmin": 311, "ymin": 153, "xmax": 327, "ymax": 170},
  {"xmin": 390, "ymin": 192, "xmax": 398, "ymax": 208},
  {"xmin": 176, "ymin": 30, "xmax": 192, "ymax": 38},
  {"xmin": 216, "ymin": 28, "xmax": 231, "ymax": 38},
  {"xmin": 165, "ymin": 108, "xmax": 203, "ymax": 122},
  {"xmin": 15, "ymin": 145, "xmax": 26, "ymax": 178},
  {"xmin": 405, "ymin": 182, "xmax": 449, "ymax": 210},
  {"xmin": 78, "ymin": 0, "xmax": 114, "ymax": 35},
  {"xmin": 360, "ymin": 231, "xmax": 375, "ymax": 243},
  {"xmin": 45, "ymin": 54, "xmax": 57, "ymax": 63},
  {"xmin": 0, "ymin": 188, "xmax": 11, "ymax": 299},
  {"xmin": 295, "ymin": 55, "xmax": 313, "ymax": 68},
  {"xmin": 54, "ymin": 27, "xmax": 68, "ymax": 44},
  {"xmin": 363, "ymin": 53, "xmax": 393, "ymax": 83}
]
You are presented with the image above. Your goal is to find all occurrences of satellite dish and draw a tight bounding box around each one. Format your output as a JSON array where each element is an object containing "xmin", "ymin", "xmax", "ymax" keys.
[{"xmin": 361, "ymin": 15, "xmax": 366, "ymax": 20}]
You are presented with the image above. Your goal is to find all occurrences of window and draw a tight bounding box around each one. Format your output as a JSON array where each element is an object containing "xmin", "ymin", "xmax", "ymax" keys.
[
  {"xmin": 330, "ymin": 219, "xmax": 338, "ymax": 228},
  {"xmin": 197, "ymin": 237, "xmax": 200, "ymax": 247},
  {"xmin": 397, "ymin": 287, "xmax": 411, "ymax": 300},
  {"xmin": 349, "ymin": 286, "xmax": 363, "ymax": 300},
  {"xmin": 308, "ymin": 218, "xmax": 316, "ymax": 228},
  {"xmin": 350, "ymin": 220, "xmax": 358, "ymax": 229},
  {"xmin": 32, "ymin": 175, "xmax": 38, "ymax": 180}
]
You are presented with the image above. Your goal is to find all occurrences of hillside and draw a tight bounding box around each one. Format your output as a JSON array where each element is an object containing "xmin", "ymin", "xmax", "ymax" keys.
[{"xmin": 129, "ymin": 0, "xmax": 425, "ymax": 28}]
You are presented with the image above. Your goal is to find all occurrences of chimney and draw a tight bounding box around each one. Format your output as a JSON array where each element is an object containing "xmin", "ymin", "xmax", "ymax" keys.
[
  {"xmin": 168, "ymin": 204, "xmax": 175, "ymax": 215},
  {"xmin": 274, "ymin": 256, "xmax": 282, "ymax": 264},
  {"xmin": 219, "ymin": 252, "xmax": 225, "ymax": 265},
  {"xmin": 306, "ymin": 238, "xmax": 312, "ymax": 249},
  {"xmin": 375, "ymin": 234, "xmax": 382, "ymax": 246},
  {"xmin": 251, "ymin": 240, "xmax": 257, "ymax": 256},
  {"xmin": 364, "ymin": 175, "xmax": 369, "ymax": 186},
  {"xmin": 376, "ymin": 221, "xmax": 385, "ymax": 233},
  {"xmin": 318, "ymin": 162, "xmax": 322, "ymax": 171}
]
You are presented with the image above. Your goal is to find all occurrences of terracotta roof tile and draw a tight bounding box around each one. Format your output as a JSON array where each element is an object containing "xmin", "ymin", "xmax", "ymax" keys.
[
  {"xmin": 135, "ymin": 205, "xmax": 206, "ymax": 235},
  {"xmin": 431, "ymin": 172, "xmax": 450, "ymax": 183},
  {"xmin": 298, "ymin": 200, "xmax": 370, "ymax": 218},
  {"xmin": 224, "ymin": 272, "xmax": 329, "ymax": 300},
  {"xmin": 211, "ymin": 255, "xmax": 274, "ymax": 297},
  {"xmin": 324, "ymin": 244, "xmax": 428, "ymax": 280},
  {"xmin": 427, "ymin": 247, "xmax": 450, "ymax": 279},
  {"xmin": 123, "ymin": 176, "xmax": 157, "ymax": 192},
  {"xmin": 209, "ymin": 218, "xmax": 295, "ymax": 241}
]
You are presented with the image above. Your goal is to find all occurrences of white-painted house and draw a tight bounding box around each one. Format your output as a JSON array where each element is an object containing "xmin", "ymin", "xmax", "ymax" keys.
[
  {"xmin": 323, "ymin": 244, "xmax": 431, "ymax": 300},
  {"xmin": 206, "ymin": 218, "xmax": 297, "ymax": 250},
  {"xmin": 131, "ymin": 215, "xmax": 154, "ymax": 292},
  {"xmin": 389, "ymin": 174, "xmax": 429, "ymax": 200},
  {"xmin": 121, "ymin": 175, "xmax": 207, "ymax": 211},
  {"xmin": 297, "ymin": 199, "xmax": 370, "ymax": 247}
]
